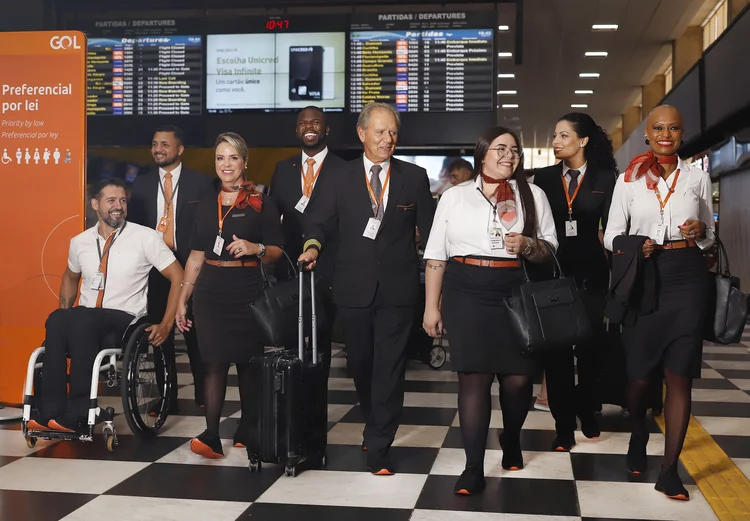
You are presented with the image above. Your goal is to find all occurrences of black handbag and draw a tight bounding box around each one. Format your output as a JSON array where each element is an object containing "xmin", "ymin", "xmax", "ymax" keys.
[
  {"xmin": 504, "ymin": 241, "xmax": 592, "ymax": 355},
  {"xmin": 249, "ymin": 251, "xmax": 326, "ymax": 348},
  {"xmin": 705, "ymin": 235, "xmax": 748, "ymax": 344}
]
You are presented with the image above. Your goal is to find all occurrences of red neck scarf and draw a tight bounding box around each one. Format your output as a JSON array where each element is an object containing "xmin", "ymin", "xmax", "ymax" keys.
[
  {"xmin": 624, "ymin": 150, "xmax": 678, "ymax": 190},
  {"xmin": 221, "ymin": 181, "xmax": 263, "ymax": 212},
  {"xmin": 481, "ymin": 173, "xmax": 518, "ymax": 229}
]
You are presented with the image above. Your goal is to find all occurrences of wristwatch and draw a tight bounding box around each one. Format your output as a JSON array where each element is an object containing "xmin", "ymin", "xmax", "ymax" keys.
[{"xmin": 257, "ymin": 243, "xmax": 266, "ymax": 258}]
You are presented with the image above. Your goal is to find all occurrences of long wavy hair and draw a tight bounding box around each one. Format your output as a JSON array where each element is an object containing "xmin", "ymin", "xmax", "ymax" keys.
[
  {"xmin": 471, "ymin": 126, "xmax": 537, "ymax": 238},
  {"xmin": 558, "ymin": 112, "xmax": 617, "ymax": 172}
]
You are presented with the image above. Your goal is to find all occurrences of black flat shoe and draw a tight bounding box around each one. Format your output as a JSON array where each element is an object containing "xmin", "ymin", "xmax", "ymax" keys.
[
  {"xmin": 579, "ymin": 413, "xmax": 601, "ymax": 439},
  {"xmin": 655, "ymin": 463, "xmax": 689, "ymax": 500},
  {"xmin": 626, "ymin": 434, "xmax": 648, "ymax": 474},
  {"xmin": 366, "ymin": 449, "xmax": 394, "ymax": 475},
  {"xmin": 454, "ymin": 465, "xmax": 486, "ymax": 495},
  {"xmin": 499, "ymin": 432, "xmax": 524, "ymax": 470},
  {"xmin": 552, "ymin": 433, "xmax": 576, "ymax": 452},
  {"xmin": 190, "ymin": 430, "xmax": 224, "ymax": 459}
]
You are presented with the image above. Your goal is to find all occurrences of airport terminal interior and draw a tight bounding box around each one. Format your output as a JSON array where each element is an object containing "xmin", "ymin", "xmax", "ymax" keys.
[{"xmin": 1, "ymin": 0, "xmax": 750, "ymax": 520}]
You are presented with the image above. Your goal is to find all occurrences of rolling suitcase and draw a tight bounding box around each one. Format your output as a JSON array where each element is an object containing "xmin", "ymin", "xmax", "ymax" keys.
[{"xmin": 247, "ymin": 262, "xmax": 328, "ymax": 477}]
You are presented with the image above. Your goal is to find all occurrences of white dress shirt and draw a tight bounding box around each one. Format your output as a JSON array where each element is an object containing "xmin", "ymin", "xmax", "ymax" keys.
[
  {"xmin": 68, "ymin": 222, "xmax": 177, "ymax": 318},
  {"xmin": 424, "ymin": 176, "xmax": 558, "ymax": 260},
  {"xmin": 362, "ymin": 154, "xmax": 391, "ymax": 213},
  {"xmin": 156, "ymin": 163, "xmax": 182, "ymax": 249},
  {"xmin": 300, "ymin": 147, "xmax": 328, "ymax": 194},
  {"xmin": 562, "ymin": 162, "xmax": 588, "ymax": 189},
  {"xmin": 603, "ymin": 156, "xmax": 715, "ymax": 251}
]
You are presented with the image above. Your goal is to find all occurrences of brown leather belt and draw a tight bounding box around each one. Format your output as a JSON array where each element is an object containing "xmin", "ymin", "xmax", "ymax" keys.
[
  {"xmin": 654, "ymin": 239, "xmax": 697, "ymax": 250},
  {"xmin": 452, "ymin": 256, "xmax": 520, "ymax": 268},
  {"xmin": 205, "ymin": 259, "xmax": 259, "ymax": 268}
]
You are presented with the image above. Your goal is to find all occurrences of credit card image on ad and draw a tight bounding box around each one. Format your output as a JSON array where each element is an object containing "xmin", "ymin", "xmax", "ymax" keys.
[{"xmin": 289, "ymin": 46, "xmax": 323, "ymax": 101}]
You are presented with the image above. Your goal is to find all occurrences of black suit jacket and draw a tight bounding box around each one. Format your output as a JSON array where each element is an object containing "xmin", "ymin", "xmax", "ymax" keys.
[
  {"xmin": 533, "ymin": 163, "xmax": 616, "ymax": 289},
  {"xmin": 304, "ymin": 156, "xmax": 436, "ymax": 308},
  {"xmin": 605, "ymin": 234, "xmax": 656, "ymax": 325},
  {"xmin": 129, "ymin": 166, "xmax": 215, "ymax": 267},
  {"xmin": 268, "ymin": 150, "xmax": 348, "ymax": 285}
]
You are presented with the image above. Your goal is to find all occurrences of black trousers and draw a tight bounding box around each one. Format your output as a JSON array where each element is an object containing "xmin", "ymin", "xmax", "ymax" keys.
[
  {"xmin": 337, "ymin": 287, "xmax": 414, "ymax": 453},
  {"xmin": 148, "ymin": 268, "xmax": 204, "ymax": 407},
  {"xmin": 543, "ymin": 285, "xmax": 606, "ymax": 436},
  {"xmin": 41, "ymin": 307, "xmax": 133, "ymax": 421}
]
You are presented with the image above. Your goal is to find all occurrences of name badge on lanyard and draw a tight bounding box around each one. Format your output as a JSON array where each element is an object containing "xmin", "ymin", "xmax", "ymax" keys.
[
  {"xmin": 562, "ymin": 174, "xmax": 583, "ymax": 237},
  {"xmin": 295, "ymin": 195, "xmax": 310, "ymax": 213},
  {"xmin": 215, "ymin": 193, "xmax": 237, "ymax": 255},
  {"xmin": 90, "ymin": 272, "xmax": 104, "ymax": 291},
  {"xmin": 652, "ymin": 169, "xmax": 681, "ymax": 246},
  {"xmin": 363, "ymin": 218, "xmax": 381, "ymax": 239}
]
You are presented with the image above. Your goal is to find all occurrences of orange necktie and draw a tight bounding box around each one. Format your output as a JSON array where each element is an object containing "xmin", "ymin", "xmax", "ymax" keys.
[
  {"xmin": 303, "ymin": 158, "xmax": 316, "ymax": 198},
  {"xmin": 163, "ymin": 172, "xmax": 175, "ymax": 250},
  {"xmin": 95, "ymin": 232, "xmax": 115, "ymax": 308}
]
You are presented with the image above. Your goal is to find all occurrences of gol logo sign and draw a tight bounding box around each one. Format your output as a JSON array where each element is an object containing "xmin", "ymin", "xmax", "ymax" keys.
[{"xmin": 50, "ymin": 35, "xmax": 82, "ymax": 50}]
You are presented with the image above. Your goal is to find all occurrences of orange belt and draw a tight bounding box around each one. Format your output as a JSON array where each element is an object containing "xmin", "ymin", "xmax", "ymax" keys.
[
  {"xmin": 654, "ymin": 239, "xmax": 697, "ymax": 250},
  {"xmin": 452, "ymin": 256, "xmax": 520, "ymax": 268},
  {"xmin": 205, "ymin": 259, "xmax": 259, "ymax": 268}
]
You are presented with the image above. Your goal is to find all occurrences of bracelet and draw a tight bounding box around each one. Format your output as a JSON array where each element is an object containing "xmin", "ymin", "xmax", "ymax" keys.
[
  {"xmin": 521, "ymin": 238, "xmax": 534, "ymax": 257},
  {"xmin": 180, "ymin": 281, "xmax": 194, "ymax": 287}
]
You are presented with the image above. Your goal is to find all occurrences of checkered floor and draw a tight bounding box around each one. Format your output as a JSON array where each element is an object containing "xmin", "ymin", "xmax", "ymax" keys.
[{"xmin": 1, "ymin": 327, "xmax": 748, "ymax": 521}]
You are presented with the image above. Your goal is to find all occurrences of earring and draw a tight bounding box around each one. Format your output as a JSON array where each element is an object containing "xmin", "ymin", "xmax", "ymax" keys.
[{"xmin": 644, "ymin": 138, "xmax": 649, "ymax": 145}]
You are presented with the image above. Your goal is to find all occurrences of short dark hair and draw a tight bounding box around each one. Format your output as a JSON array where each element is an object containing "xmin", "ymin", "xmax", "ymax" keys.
[
  {"xmin": 153, "ymin": 124, "xmax": 185, "ymax": 146},
  {"xmin": 448, "ymin": 158, "xmax": 473, "ymax": 173},
  {"xmin": 298, "ymin": 106, "xmax": 327, "ymax": 124},
  {"xmin": 91, "ymin": 177, "xmax": 126, "ymax": 200}
]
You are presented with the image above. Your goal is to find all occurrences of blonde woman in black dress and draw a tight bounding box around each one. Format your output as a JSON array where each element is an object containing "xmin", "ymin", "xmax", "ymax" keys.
[{"xmin": 176, "ymin": 132, "xmax": 284, "ymax": 458}]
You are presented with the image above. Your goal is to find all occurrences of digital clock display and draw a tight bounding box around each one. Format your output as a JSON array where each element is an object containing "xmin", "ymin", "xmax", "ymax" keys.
[{"xmin": 266, "ymin": 19, "xmax": 290, "ymax": 30}]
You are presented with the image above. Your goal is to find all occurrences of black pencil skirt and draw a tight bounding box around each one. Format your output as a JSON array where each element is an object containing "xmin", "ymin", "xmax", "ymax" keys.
[
  {"xmin": 442, "ymin": 258, "xmax": 539, "ymax": 375},
  {"xmin": 622, "ymin": 246, "xmax": 708, "ymax": 381}
]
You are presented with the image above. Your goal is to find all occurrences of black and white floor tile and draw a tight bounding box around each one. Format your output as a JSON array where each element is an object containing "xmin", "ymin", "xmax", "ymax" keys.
[{"xmin": 1, "ymin": 325, "xmax": 748, "ymax": 521}]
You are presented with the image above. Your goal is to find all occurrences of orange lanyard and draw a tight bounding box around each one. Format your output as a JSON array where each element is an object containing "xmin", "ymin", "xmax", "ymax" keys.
[
  {"xmin": 654, "ymin": 168, "xmax": 681, "ymax": 221},
  {"xmin": 217, "ymin": 192, "xmax": 238, "ymax": 236},
  {"xmin": 560, "ymin": 172, "xmax": 584, "ymax": 219},
  {"xmin": 364, "ymin": 165, "xmax": 391, "ymax": 216},
  {"xmin": 302, "ymin": 157, "xmax": 325, "ymax": 196}
]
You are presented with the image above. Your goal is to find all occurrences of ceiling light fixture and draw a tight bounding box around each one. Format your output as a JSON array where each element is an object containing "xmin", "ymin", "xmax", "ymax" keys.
[
  {"xmin": 498, "ymin": 52, "xmax": 513, "ymax": 57},
  {"xmin": 585, "ymin": 51, "xmax": 608, "ymax": 57},
  {"xmin": 575, "ymin": 90, "xmax": 594, "ymax": 94},
  {"xmin": 579, "ymin": 73, "xmax": 600, "ymax": 78},
  {"xmin": 497, "ymin": 90, "xmax": 517, "ymax": 95},
  {"xmin": 498, "ymin": 25, "xmax": 510, "ymax": 31},
  {"xmin": 592, "ymin": 24, "xmax": 618, "ymax": 31},
  {"xmin": 497, "ymin": 73, "xmax": 515, "ymax": 78},
  {"xmin": 571, "ymin": 104, "xmax": 588, "ymax": 108},
  {"xmin": 502, "ymin": 104, "xmax": 519, "ymax": 108}
]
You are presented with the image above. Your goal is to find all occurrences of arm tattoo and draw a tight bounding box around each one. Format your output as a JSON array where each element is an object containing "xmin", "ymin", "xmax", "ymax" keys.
[{"xmin": 426, "ymin": 261, "xmax": 446, "ymax": 271}]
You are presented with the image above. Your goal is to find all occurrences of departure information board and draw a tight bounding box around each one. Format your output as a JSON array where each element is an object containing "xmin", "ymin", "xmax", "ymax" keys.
[
  {"xmin": 349, "ymin": 12, "xmax": 494, "ymax": 112},
  {"xmin": 87, "ymin": 36, "xmax": 203, "ymax": 116}
]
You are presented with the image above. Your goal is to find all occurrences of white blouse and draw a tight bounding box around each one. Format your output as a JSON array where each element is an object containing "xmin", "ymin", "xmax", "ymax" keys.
[
  {"xmin": 424, "ymin": 176, "xmax": 558, "ymax": 261},
  {"xmin": 603, "ymin": 157, "xmax": 715, "ymax": 251}
]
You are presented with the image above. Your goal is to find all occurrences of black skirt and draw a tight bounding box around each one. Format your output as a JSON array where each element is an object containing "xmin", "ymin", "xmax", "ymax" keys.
[
  {"xmin": 193, "ymin": 264, "xmax": 265, "ymax": 364},
  {"xmin": 622, "ymin": 246, "xmax": 708, "ymax": 380},
  {"xmin": 442, "ymin": 258, "xmax": 539, "ymax": 375}
]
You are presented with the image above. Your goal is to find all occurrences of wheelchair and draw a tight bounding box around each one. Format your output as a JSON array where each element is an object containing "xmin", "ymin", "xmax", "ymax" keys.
[{"xmin": 21, "ymin": 316, "xmax": 173, "ymax": 451}]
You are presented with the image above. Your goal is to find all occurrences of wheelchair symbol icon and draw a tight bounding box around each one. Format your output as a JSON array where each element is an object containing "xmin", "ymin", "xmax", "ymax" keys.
[{"xmin": 1, "ymin": 149, "xmax": 11, "ymax": 165}]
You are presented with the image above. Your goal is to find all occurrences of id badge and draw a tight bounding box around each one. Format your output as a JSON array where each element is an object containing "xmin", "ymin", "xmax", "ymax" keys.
[
  {"xmin": 156, "ymin": 216, "xmax": 169, "ymax": 233},
  {"xmin": 565, "ymin": 220, "xmax": 578, "ymax": 237},
  {"xmin": 213, "ymin": 235, "xmax": 225, "ymax": 255},
  {"xmin": 363, "ymin": 218, "xmax": 381, "ymax": 240},
  {"xmin": 294, "ymin": 195, "xmax": 310, "ymax": 213},
  {"xmin": 488, "ymin": 227, "xmax": 504, "ymax": 250},
  {"xmin": 652, "ymin": 223, "xmax": 666, "ymax": 245},
  {"xmin": 90, "ymin": 272, "xmax": 104, "ymax": 291}
]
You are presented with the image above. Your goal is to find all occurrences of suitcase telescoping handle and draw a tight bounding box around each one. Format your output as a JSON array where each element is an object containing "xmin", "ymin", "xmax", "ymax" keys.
[{"xmin": 297, "ymin": 261, "xmax": 317, "ymax": 365}]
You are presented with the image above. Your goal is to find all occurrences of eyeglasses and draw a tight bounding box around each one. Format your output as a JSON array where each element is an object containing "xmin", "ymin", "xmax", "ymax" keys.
[{"xmin": 490, "ymin": 145, "xmax": 522, "ymax": 159}]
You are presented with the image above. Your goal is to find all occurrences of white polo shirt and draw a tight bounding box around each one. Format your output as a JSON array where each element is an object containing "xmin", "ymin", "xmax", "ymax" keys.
[{"xmin": 67, "ymin": 221, "xmax": 177, "ymax": 317}]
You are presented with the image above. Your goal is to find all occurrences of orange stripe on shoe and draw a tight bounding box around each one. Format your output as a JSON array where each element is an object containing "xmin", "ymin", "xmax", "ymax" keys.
[
  {"xmin": 233, "ymin": 442, "xmax": 245, "ymax": 448},
  {"xmin": 455, "ymin": 489, "xmax": 470, "ymax": 495},
  {"xmin": 373, "ymin": 468, "xmax": 394, "ymax": 476},
  {"xmin": 27, "ymin": 420, "xmax": 51, "ymax": 431},
  {"xmin": 190, "ymin": 438, "xmax": 224, "ymax": 459},
  {"xmin": 48, "ymin": 420, "xmax": 75, "ymax": 432}
]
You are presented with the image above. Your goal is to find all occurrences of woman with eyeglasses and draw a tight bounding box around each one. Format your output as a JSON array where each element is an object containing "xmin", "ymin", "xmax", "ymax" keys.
[
  {"xmin": 532, "ymin": 112, "xmax": 617, "ymax": 451},
  {"xmin": 604, "ymin": 105, "xmax": 714, "ymax": 500},
  {"xmin": 422, "ymin": 126, "xmax": 557, "ymax": 495}
]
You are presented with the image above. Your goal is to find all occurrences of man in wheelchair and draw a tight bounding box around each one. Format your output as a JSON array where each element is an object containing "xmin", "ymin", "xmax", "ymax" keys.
[{"xmin": 28, "ymin": 177, "xmax": 184, "ymax": 433}]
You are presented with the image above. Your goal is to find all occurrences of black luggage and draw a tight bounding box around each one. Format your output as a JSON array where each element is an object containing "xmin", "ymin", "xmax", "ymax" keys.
[{"xmin": 247, "ymin": 262, "xmax": 328, "ymax": 477}]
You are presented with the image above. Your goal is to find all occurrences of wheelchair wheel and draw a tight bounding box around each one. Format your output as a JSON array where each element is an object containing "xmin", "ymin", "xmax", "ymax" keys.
[{"xmin": 121, "ymin": 324, "xmax": 172, "ymax": 439}]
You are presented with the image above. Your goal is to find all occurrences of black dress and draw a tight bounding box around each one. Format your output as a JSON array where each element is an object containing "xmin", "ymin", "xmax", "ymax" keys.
[{"xmin": 190, "ymin": 191, "xmax": 284, "ymax": 363}]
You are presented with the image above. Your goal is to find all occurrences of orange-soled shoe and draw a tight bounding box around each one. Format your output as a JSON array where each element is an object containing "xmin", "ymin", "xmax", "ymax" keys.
[
  {"xmin": 190, "ymin": 431, "xmax": 224, "ymax": 459},
  {"xmin": 27, "ymin": 419, "xmax": 51, "ymax": 431},
  {"xmin": 366, "ymin": 450, "xmax": 394, "ymax": 475},
  {"xmin": 655, "ymin": 464, "xmax": 690, "ymax": 501},
  {"xmin": 454, "ymin": 465, "xmax": 485, "ymax": 495},
  {"xmin": 49, "ymin": 419, "xmax": 78, "ymax": 433}
]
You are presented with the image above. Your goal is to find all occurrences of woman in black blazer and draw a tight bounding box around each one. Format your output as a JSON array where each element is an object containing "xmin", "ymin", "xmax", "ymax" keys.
[{"xmin": 532, "ymin": 113, "xmax": 617, "ymax": 451}]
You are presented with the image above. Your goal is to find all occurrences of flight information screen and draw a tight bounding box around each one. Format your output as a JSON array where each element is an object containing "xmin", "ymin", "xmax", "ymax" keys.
[
  {"xmin": 86, "ymin": 36, "xmax": 203, "ymax": 116},
  {"xmin": 349, "ymin": 12, "xmax": 494, "ymax": 112}
]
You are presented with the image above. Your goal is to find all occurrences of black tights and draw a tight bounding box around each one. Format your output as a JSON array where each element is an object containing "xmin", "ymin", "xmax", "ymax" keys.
[
  {"xmin": 203, "ymin": 362, "xmax": 254, "ymax": 438},
  {"xmin": 458, "ymin": 372, "xmax": 533, "ymax": 468},
  {"xmin": 627, "ymin": 368, "xmax": 692, "ymax": 469}
]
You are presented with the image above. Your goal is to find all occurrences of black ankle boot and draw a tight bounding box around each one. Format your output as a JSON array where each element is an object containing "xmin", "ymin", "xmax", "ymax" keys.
[
  {"xmin": 454, "ymin": 465, "xmax": 485, "ymax": 495},
  {"xmin": 626, "ymin": 434, "xmax": 648, "ymax": 474},
  {"xmin": 499, "ymin": 432, "xmax": 524, "ymax": 470},
  {"xmin": 655, "ymin": 463, "xmax": 689, "ymax": 500}
]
